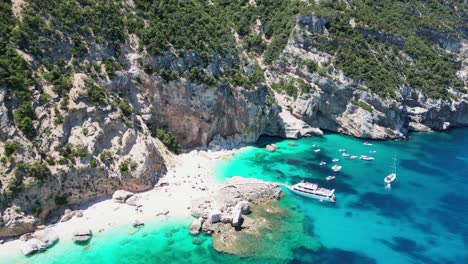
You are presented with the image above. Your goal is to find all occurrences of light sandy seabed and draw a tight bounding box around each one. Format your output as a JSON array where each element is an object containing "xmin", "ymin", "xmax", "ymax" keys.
[{"xmin": 0, "ymin": 148, "xmax": 245, "ymax": 258}]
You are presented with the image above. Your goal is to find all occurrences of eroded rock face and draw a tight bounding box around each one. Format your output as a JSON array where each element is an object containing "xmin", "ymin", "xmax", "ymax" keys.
[
  {"xmin": 136, "ymin": 78, "xmax": 282, "ymax": 148},
  {"xmin": 0, "ymin": 207, "xmax": 38, "ymax": 238}
]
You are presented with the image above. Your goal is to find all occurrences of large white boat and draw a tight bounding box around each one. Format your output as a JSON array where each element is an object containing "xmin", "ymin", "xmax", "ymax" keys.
[
  {"xmin": 385, "ymin": 157, "xmax": 398, "ymax": 189},
  {"xmin": 288, "ymin": 181, "xmax": 336, "ymax": 202}
]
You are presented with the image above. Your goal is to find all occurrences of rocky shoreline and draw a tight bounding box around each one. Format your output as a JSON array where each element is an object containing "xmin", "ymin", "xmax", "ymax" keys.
[{"xmin": 0, "ymin": 148, "xmax": 240, "ymax": 258}]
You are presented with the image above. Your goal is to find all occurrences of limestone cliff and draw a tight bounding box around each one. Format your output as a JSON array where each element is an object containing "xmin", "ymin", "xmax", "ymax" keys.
[{"xmin": 267, "ymin": 15, "xmax": 468, "ymax": 139}]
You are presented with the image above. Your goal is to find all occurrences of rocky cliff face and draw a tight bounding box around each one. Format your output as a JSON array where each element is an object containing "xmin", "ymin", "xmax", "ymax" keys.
[
  {"xmin": 267, "ymin": 15, "xmax": 468, "ymax": 140},
  {"xmin": 136, "ymin": 77, "xmax": 281, "ymax": 148}
]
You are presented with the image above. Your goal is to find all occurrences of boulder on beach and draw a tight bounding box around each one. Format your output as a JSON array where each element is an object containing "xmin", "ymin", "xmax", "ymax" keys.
[
  {"xmin": 112, "ymin": 190, "xmax": 134, "ymax": 203},
  {"xmin": 189, "ymin": 217, "xmax": 204, "ymax": 235},
  {"xmin": 72, "ymin": 228, "xmax": 92, "ymax": 243},
  {"xmin": 125, "ymin": 195, "xmax": 141, "ymax": 207},
  {"xmin": 132, "ymin": 220, "xmax": 144, "ymax": 228},
  {"xmin": 20, "ymin": 229, "xmax": 59, "ymax": 256},
  {"xmin": 60, "ymin": 209, "xmax": 84, "ymax": 222}
]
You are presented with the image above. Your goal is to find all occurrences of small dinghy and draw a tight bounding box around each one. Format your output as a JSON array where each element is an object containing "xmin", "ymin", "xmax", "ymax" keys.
[
  {"xmin": 313, "ymin": 149, "xmax": 321, "ymax": 153},
  {"xmin": 319, "ymin": 162, "xmax": 326, "ymax": 166},
  {"xmin": 332, "ymin": 158, "xmax": 339, "ymax": 162},
  {"xmin": 349, "ymin": 155, "xmax": 358, "ymax": 160},
  {"xmin": 370, "ymin": 150, "xmax": 377, "ymax": 154},
  {"xmin": 326, "ymin": 176, "xmax": 336, "ymax": 181},
  {"xmin": 363, "ymin": 142, "xmax": 373, "ymax": 146},
  {"xmin": 339, "ymin": 149, "xmax": 346, "ymax": 152},
  {"xmin": 331, "ymin": 165, "xmax": 342, "ymax": 172},
  {"xmin": 360, "ymin": 155, "xmax": 375, "ymax": 161},
  {"xmin": 342, "ymin": 153, "xmax": 350, "ymax": 157}
]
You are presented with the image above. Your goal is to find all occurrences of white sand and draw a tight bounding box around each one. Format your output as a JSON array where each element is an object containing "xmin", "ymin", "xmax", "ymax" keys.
[{"xmin": 0, "ymin": 148, "xmax": 240, "ymax": 258}]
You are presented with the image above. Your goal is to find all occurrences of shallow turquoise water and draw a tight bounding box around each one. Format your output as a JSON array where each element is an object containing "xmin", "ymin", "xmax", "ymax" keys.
[{"xmin": 4, "ymin": 129, "xmax": 467, "ymax": 264}]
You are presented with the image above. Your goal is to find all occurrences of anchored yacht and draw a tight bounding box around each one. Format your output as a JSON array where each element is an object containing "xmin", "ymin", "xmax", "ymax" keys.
[
  {"xmin": 385, "ymin": 157, "xmax": 398, "ymax": 189},
  {"xmin": 288, "ymin": 181, "xmax": 335, "ymax": 202},
  {"xmin": 331, "ymin": 165, "xmax": 342, "ymax": 172},
  {"xmin": 360, "ymin": 155, "xmax": 375, "ymax": 161}
]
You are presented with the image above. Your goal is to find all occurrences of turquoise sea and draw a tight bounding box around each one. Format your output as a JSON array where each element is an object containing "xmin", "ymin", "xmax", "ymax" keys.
[{"xmin": 4, "ymin": 129, "xmax": 468, "ymax": 264}]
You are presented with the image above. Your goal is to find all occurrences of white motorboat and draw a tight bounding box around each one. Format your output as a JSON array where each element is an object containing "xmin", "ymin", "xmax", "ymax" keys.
[
  {"xmin": 314, "ymin": 149, "xmax": 321, "ymax": 153},
  {"xmin": 342, "ymin": 153, "xmax": 350, "ymax": 157},
  {"xmin": 288, "ymin": 181, "xmax": 335, "ymax": 202},
  {"xmin": 331, "ymin": 165, "xmax": 342, "ymax": 172},
  {"xmin": 326, "ymin": 176, "xmax": 336, "ymax": 181},
  {"xmin": 319, "ymin": 162, "xmax": 326, "ymax": 166},
  {"xmin": 332, "ymin": 158, "xmax": 339, "ymax": 162},
  {"xmin": 339, "ymin": 149, "xmax": 346, "ymax": 152},
  {"xmin": 360, "ymin": 155, "xmax": 375, "ymax": 161},
  {"xmin": 363, "ymin": 142, "xmax": 373, "ymax": 146},
  {"xmin": 349, "ymin": 155, "xmax": 358, "ymax": 160},
  {"xmin": 384, "ymin": 157, "xmax": 398, "ymax": 189},
  {"xmin": 370, "ymin": 150, "xmax": 377, "ymax": 154}
]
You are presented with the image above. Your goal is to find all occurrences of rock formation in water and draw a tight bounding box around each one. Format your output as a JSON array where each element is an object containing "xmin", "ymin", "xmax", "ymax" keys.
[{"xmin": 190, "ymin": 177, "xmax": 282, "ymax": 232}]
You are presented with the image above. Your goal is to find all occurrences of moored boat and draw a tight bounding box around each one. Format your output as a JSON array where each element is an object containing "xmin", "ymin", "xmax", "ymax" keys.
[
  {"xmin": 288, "ymin": 181, "xmax": 335, "ymax": 202},
  {"xmin": 363, "ymin": 142, "xmax": 373, "ymax": 146},
  {"xmin": 314, "ymin": 149, "xmax": 321, "ymax": 153},
  {"xmin": 360, "ymin": 155, "xmax": 374, "ymax": 161},
  {"xmin": 326, "ymin": 176, "xmax": 336, "ymax": 181},
  {"xmin": 332, "ymin": 158, "xmax": 339, "ymax": 162},
  {"xmin": 339, "ymin": 149, "xmax": 346, "ymax": 152},
  {"xmin": 384, "ymin": 157, "xmax": 398, "ymax": 189},
  {"xmin": 342, "ymin": 153, "xmax": 350, "ymax": 157},
  {"xmin": 349, "ymin": 155, "xmax": 358, "ymax": 160},
  {"xmin": 319, "ymin": 161, "xmax": 326, "ymax": 166},
  {"xmin": 331, "ymin": 165, "xmax": 342, "ymax": 172}
]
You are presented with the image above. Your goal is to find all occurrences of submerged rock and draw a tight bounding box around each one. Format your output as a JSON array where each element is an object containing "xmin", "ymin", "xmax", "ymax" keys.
[
  {"xmin": 212, "ymin": 200, "xmax": 322, "ymax": 258},
  {"xmin": 266, "ymin": 144, "xmax": 279, "ymax": 152}
]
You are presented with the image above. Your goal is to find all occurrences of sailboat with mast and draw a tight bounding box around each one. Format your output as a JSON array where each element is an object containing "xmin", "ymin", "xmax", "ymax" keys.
[{"xmin": 384, "ymin": 157, "xmax": 397, "ymax": 189}]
